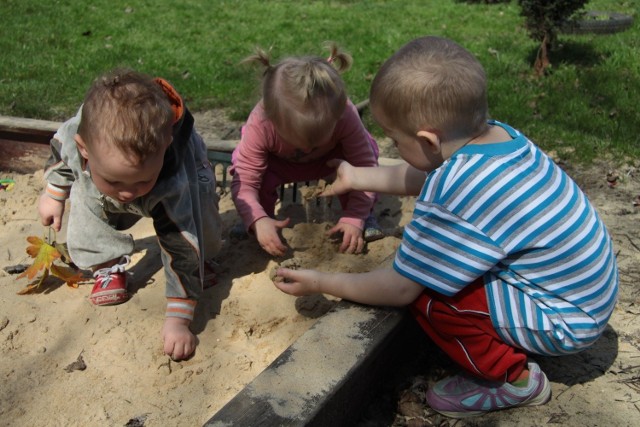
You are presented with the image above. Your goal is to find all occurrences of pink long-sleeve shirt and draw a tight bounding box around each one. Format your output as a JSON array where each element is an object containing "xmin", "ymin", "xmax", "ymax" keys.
[{"xmin": 231, "ymin": 100, "xmax": 378, "ymax": 230}]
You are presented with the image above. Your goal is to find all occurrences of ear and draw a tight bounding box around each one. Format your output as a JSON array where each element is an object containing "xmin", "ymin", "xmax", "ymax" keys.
[
  {"xmin": 416, "ymin": 129, "xmax": 441, "ymax": 153},
  {"xmin": 74, "ymin": 134, "xmax": 90, "ymax": 160}
]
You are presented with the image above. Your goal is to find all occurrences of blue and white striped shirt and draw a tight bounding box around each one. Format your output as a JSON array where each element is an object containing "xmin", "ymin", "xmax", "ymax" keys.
[{"xmin": 394, "ymin": 121, "xmax": 618, "ymax": 355}]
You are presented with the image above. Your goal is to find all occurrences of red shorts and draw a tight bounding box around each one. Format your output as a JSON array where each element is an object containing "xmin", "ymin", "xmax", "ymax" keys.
[{"xmin": 410, "ymin": 279, "xmax": 528, "ymax": 382}]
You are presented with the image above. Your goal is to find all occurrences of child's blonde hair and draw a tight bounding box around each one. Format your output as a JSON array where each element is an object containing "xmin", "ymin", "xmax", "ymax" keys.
[
  {"xmin": 78, "ymin": 69, "xmax": 174, "ymax": 162},
  {"xmin": 243, "ymin": 42, "xmax": 352, "ymax": 143},
  {"xmin": 370, "ymin": 36, "xmax": 488, "ymax": 140}
]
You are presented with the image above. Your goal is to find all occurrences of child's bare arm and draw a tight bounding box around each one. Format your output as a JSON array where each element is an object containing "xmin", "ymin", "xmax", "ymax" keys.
[
  {"xmin": 274, "ymin": 267, "xmax": 423, "ymax": 307},
  {"xmin": 322, "ymin": 159, "xmax": 425, "ymax": 197}
]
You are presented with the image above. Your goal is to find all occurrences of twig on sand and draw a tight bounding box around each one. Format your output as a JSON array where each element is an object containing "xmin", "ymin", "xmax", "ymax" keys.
[
  {"xmin": 616, "ymin": 375, "xmax": 640, "ymax": 393},
  {"xmin": 619, "ymin": 233, "xmax": 640, "ymax": 252},
  {"xmin": 554, "ymin": 385, "xmax": 574, "ymax": 400}
]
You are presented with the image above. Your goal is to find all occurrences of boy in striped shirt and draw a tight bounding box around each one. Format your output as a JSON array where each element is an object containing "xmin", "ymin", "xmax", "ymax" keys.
[{"xmin": 273, "ymin": 36, "xmax": 618, "ymax": 418}]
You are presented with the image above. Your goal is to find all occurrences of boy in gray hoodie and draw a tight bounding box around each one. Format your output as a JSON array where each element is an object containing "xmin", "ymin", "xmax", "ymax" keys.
[{"xmin": 38, "ymin": 69, "xmax": 222, "ymax": 361}]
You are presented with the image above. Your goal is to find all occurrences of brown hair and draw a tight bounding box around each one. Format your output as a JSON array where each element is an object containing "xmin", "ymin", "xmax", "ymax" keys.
[
  {"xmin": 243, "ymin": 42, "xmax": 352, "ymax": 144},
  {"xmin": 370, "ymin": 36, "xmax": 488, "ymax": 140},
  {"xmin": 77, "ymin": 69, "xmax": 174, "ymax": 162}
]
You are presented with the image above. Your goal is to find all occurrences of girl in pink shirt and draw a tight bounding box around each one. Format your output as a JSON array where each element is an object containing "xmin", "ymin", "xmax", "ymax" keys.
[{"xmin": 230, "ymin": 43, "xmax": 382, "ymax": 256}]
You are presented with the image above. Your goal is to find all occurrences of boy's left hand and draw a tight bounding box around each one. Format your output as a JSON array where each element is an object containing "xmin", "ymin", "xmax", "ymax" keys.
[
  {"xmin": 327, "ymin": 222, "xmax": 364, "ymax": 254},
  {"xmin": 162, "ymin": 317, "xmax": 197, "ymax": 361}
]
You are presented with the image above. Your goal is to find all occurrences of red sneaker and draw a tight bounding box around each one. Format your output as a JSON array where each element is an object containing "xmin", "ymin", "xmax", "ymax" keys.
[{"xmin": 90, "ymin": 256, "xmax": 130, "ymax": 306}]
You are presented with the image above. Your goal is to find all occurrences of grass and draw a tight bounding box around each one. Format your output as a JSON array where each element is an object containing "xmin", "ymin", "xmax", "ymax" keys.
[{"xmin": 1, "ymin": 0, "xmax": 638, "ymax": 163}]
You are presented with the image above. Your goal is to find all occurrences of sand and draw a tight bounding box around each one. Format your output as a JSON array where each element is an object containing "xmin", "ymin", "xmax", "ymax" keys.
[{"xmin": 1, "ymin": 110, "xmax": 639, "ymax": 427}]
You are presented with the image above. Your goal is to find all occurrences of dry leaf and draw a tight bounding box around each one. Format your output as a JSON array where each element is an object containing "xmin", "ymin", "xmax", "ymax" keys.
[
  {"xmin": 50, "ymin": 264, "xmax": 83, "ymax": 288},
  {"xmin": 64, "ymin": 352, "xmax": 87, "ymax": 372},
  {"xmin": 19, "ymin": 236, "xmax": 60, "ymax": 280},
  {"xmin": 17, "ymin": 235, "xmax": 83, "ymax": 293}
]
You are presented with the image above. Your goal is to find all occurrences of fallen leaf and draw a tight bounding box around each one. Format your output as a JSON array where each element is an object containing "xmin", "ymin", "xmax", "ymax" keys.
[
  {"xmin": 606, "ymin": 170, "xmax": 619, "ymax": 187},
  {"xmin": 50, "ymin": 264, "xmax": 83, "ymax": 288},
  {"xmin": 19, "ymin": 236, "xmax": 60, "ymax": 280},
  {"xmin": 54, "ymin": 241, "xmax": 74, "ymax": 266},
  {"xmin": 17, "ymin": 235, "xmax": 83, "ymax": 293},
  {"xmin": 125, "ymin": 414, "xmax": 149, "ymax": 427},
  {"xmin": 64, "ymin": 352, "xmax": 87, "ymax": 372}
]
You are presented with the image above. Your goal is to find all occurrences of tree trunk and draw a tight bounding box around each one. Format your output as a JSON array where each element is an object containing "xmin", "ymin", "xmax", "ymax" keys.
[{"xmin": 534, "ymin": 33, "xmax": 550, "ymax": 77}]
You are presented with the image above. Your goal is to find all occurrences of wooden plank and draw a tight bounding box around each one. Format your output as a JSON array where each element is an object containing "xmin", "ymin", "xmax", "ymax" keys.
[
  {"xmin": 204, "ymin": 139, "xmax": 238, "ymax": 153},
  {"xmin": 0, "ymin": 115, "xmax": 60, "ymax": 144},
  {"xmin": 0, "ymin": 138, "xmax": 50, "ymax": 174},
  {"xmin": 0, "ymin": 115, "xmax": 238, "ymax": 152},
  {"xmin": 204, "ymin": 300, "xmax": 414, "ymax": 427},
  {"xmin": 355, "ymin": 98, "xmax": 370, "ymax": 115}
]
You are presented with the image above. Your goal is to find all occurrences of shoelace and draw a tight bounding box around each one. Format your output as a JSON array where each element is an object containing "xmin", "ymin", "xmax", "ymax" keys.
[{"xmin": 92, "ymin": 255, "xmax": 132, "ymax": 283}]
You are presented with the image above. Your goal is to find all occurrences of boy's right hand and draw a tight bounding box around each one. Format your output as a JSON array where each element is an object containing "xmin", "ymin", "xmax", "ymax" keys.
[
  {"xmin": 38, "ymin": 194, "xmax": 65, "ymax": 232},
  {"xmin": 253, "ymin": 217, "xmax": 290, "ymax": 257},
  {"xmin": 321, "ymin": 159, "xmax": 356, "ymax": 197},
  {"xmin": 272, "ymin": 267, "xmax": 323, "ymax": 296}
]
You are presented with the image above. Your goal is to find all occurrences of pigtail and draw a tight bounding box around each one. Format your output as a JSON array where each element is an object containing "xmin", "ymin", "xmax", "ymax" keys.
[
  {"xmin": 249, "ymin": 43, "xmax": 350, "ymax": 133},
  {"xmin": 323, "ymin": 42, "xmax": 352, "ymax": 73},
  {"xmin": 241, "ymin": 47, "xmax": 274, "ymax": 75}
]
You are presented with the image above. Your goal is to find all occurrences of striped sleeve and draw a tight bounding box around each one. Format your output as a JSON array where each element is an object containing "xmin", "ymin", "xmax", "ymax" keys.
[
  {"xmin": 166, "ymin": 298, "xmax": 197, "ymax": 321},
  {"xmin": 394, "ymin": 203, "xmax": 505, "ymax": 296},
  {"xmin": 45, "ymin": 182, "xmax": 70, "ymax": 201}
]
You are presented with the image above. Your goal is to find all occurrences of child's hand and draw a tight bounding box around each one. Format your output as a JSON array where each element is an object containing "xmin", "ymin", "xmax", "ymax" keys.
[
  {"xmin": 162, "ymin": 317, "xmax": 197, "ymax": 361},
  {"xmin": 273, "ymin": 267, "xmax": 323, "ymax": 296},
  {"xmin": 38, "ymin": 194, "xmax": 65, "ymax": 232},
  {"xmin": 321, "ymin": 159, "xmax": 355, "ymax": 197},
  {"xmin": 327, "ymin": 222, "xmax": 365, "ymax": 254},
  {"xmin": 253, "ymin": 217, "xmax": 290, "ymax": 257}
]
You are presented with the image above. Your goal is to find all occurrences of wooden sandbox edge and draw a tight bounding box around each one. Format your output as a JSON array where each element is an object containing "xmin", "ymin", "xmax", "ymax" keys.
[{"xmin": 203, "ymin": 300, "xmax": 420, "ymax": 427}]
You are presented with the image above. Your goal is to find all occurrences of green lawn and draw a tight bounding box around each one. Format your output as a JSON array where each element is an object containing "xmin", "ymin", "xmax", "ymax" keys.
[{"xmin": 1, "ymin": 0, "xmax": 637, "ymax": 163}]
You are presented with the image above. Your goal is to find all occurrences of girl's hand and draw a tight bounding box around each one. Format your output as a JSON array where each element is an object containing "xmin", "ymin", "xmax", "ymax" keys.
[
  {"xmin": 162, "ymin": 317, "xmax": 197, "ymax": 361},
  {"xmin": 321, "ymin": 159, "xmax": 356, "ymax": 197},
  {"xmin": 272, "ymin": 267, "xmax": 323, "ymax": 296},
  {"xmin": 327, "ymin": 222, "xmax": 365, "ymax": 254},
  {"xmin": 253, "ymin": 216, "xmax": 291, "ymax": 257}
]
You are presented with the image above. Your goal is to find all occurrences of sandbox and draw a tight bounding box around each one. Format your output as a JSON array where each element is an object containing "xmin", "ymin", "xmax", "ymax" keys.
[{"xmin": 0, "ymin": 120, "xmax": 415, "ymax": 425}]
